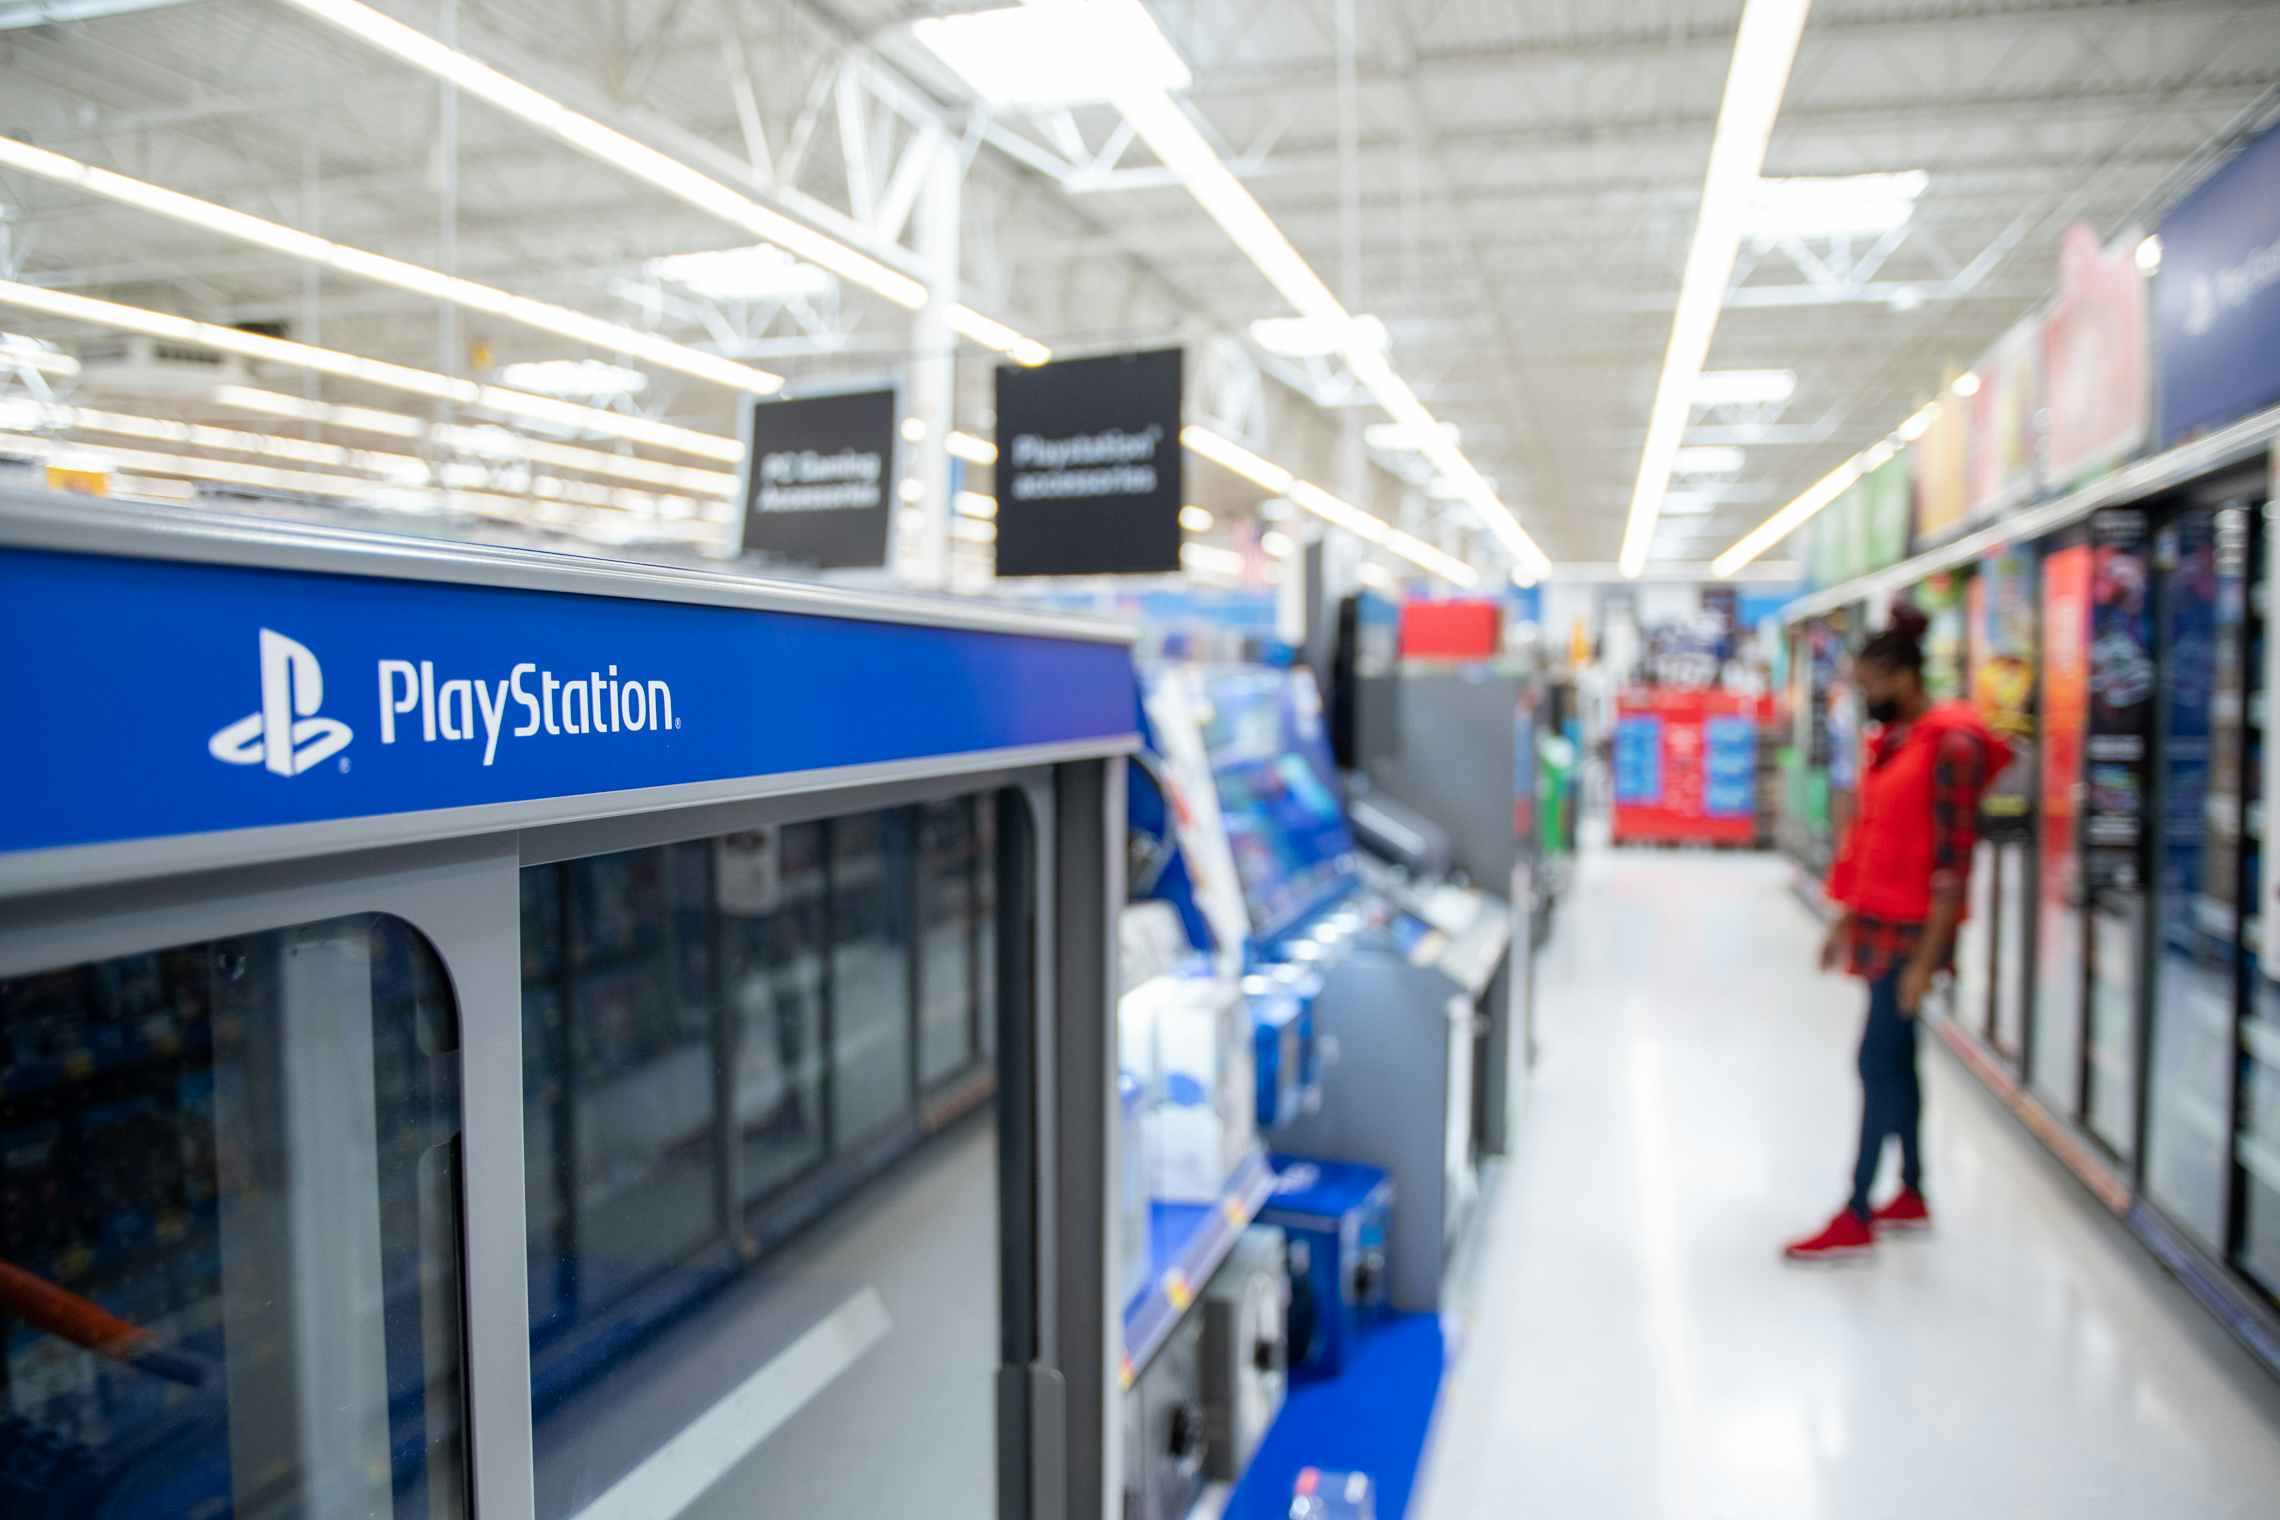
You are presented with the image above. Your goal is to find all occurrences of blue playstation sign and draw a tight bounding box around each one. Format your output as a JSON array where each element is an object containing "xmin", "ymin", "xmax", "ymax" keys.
[
  {"xmin": 0, "ymin": 546, "xmax": 1134, "ymax": 855},
  {"xmin": 2154, "ymin": 120, "xmax": 2280, "ymax": 447}
]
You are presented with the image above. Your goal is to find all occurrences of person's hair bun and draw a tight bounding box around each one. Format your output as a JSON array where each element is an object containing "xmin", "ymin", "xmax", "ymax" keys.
[{"xmin": 1885, "ymin": 601, "xmax": 1930, "ymax": 643}]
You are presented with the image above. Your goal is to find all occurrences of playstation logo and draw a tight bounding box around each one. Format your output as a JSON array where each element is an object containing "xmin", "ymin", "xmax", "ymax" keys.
[
  {"xmin": 2184, "ymin": 275, "xmax": 2217, "ymax": 339},
  {"xmin": 209, "ymin": 628, "xmax": 354, "ymax": 777}
]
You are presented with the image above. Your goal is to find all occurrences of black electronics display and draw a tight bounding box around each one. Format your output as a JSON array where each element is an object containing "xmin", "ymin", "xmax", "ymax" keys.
[
  {"xmin": 993, "ymin": 348, "xmax": 1182, "ymax": 577},
  {"xmin": 739, "ymin": 386, "xmax": 897, "ymax": 568}
]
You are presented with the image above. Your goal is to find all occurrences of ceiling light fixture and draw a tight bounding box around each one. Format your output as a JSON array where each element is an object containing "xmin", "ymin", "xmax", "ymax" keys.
[
  {"xmin": 2135, "ymin": 235, "xmax": 2163, "ymax": 275},
  {"xmin": 1950, "ymin": 371, "xmax": 1982, "ymax": 398},
  {"xmin": 1692, "ymin": 369, "xmax": 1797, "ymax": 406},
  {"xmin": 1105, "ymin": 68, "xmax": 1544, "ymax": 581},
  {"xmin": 0, "ymin": 135, "xmax": 783, "ymax": 396},
  {"xmin": 1362, "ymin": 420, "xmax": 1459, "ymax": 452},
  {"xmin": 1743, "ymin": 170, "xmax": 1927, "ymax": 240},
  {"xmin": 954, "ymin": 490, "xmax": 998, "ymax": 519},
  {"xmin": 496, "ymin": 358, "xmax": 649, "ymax": 399},
  {"xmin": 1672, "ymin": 446, "xmax": 1746, "ymax": 475},
  {"xmin": 270, "ymin": 0, "xmax": 1047, "ymax": 362},
  {"xmin": 945, "ymin": 429, "xmax": 998, "ymax": 465},
  {"xmin": 1178, "ymin": 504, "xmax": 1212, "ymax": 532},
  {"xmin": 648, "ymin": 244, "xmax": 839, "ymax": 303},
  {"xmin": 911, "ymin": 0, "xmax": 1190, "ymax": 109},
  {"xmin": 1619, "ymin": 0, "xmax": 1813, "ymax": 579},
  {"xmin": 0, "ymin": 279, "xmax": 743, "ymax": 461},
  {"xmin": 1249, "ymin": 314, "xmax": 1389, "ymax": 360},
  {"xmin": 1179, "ymin": 542, "xmax": 1244, "ymax": 578}
]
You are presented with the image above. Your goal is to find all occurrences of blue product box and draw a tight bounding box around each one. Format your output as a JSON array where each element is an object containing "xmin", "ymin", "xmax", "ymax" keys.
[
  {"xmin": 1245, "ymin": 980, "xmax": 1305, "ymax": 1131},
  {"xmin": 1258, "ymin": 1156, "xmax": 1390, "ymax": 1379}
]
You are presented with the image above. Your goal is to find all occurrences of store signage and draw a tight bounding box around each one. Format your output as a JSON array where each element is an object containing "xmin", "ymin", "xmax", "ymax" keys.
[
  {"xmin": 0, "ymin": 546, "xmax": 1134, "ymax": 856},
  {"xmin": 2042, "ymin": 224, "xmax": 2151, "ymax": 488},
  {"xmin": 994, "ymin": 347, "xmax": 1183, "ymax": 577},
  {"xmin": 1861, "ymin": 452, "xmax": 1912, "ymax": 570},
  {"xmin": 1966, "ymin": 316, "xmax": 2040, "ymax": 520},
  {"xmin": 738, "ymin": 385, "xmax": 898, "ymax": 568},
  {"xmin": 1912, "ymin": 387, "xmax": 1970, "ymax": 545},
  {"xmin": 2155, "ymin": 121, "xmax": 2280, "ymax": 448}
]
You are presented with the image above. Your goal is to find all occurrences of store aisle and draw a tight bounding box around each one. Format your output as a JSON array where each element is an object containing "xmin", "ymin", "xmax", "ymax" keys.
[{"xmin": 1413, "ymin": 847, "xmax": 2280, "ymax": 1520}]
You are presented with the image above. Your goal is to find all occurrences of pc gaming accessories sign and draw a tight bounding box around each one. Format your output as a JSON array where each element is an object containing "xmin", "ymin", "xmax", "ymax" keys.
[
  {"xmin": 739, "ymin": 385, "xmax": 898, "ymax": 569},
  {"xmin": 994, "ymin": 347, "xmax": 1183, "ymax": 577}
]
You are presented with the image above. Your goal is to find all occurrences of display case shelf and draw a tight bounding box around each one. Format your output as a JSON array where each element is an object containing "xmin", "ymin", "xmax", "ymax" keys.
[{"xmin": 1119, "ymin": 1146, "xmax": 1275, "ymax": 1389}]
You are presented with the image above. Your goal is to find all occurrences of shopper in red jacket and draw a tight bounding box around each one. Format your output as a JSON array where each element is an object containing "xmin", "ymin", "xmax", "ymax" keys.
[{"xmin": 1784, "ymin": 605, "xmax": 2012, "ymax": 1262}]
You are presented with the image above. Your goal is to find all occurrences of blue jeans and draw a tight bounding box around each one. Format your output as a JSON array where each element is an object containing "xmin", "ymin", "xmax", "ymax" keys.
[{"xmin": 1851, "ymin": 969, "xmax": 1924, "ymax": 1218}]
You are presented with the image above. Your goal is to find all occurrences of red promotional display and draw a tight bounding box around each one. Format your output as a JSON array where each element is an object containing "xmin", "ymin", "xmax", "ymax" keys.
[
  {"xmin": 1398, "ymin": 599, "xmax": 1501, "ymax": 660},
  {"xmin": 1610, "ymin": 689, "xmax": 1770, "ymax": 846}
]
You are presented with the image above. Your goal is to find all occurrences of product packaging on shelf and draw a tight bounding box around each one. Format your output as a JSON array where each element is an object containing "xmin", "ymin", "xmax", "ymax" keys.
[
  {"xmin": 1120, "ymin": 969, "xmax": 1257, "ymax": 1204},
  {"xmin": 1260, "ymin": 1156, "xmax": 1391, "ymax": 1379},
  {"xmin": 1201, "ymin": 1224, "xmax": 1290, "ymax": 1481}
]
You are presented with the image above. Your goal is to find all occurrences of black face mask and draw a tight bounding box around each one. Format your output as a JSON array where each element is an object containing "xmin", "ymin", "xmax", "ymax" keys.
[{"xmin": 1865, "ymin": 695, "xmax": 1903, "ymax": 726}]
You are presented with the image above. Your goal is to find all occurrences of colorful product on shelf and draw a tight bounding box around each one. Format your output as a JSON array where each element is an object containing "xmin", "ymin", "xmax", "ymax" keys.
[
  {"xmin": 1861, "ymin": 450, "xmax": 1914, "ymax": 570},
  {"xmin": 2033, "ymin": 541, "xmax": 2092, "ymax": 1114},
  {"xmin": 1259, "ymin": 1157, "xmax": 1391, "ymax": 1380},
  {"xmin": 2043, "ymin": 222, "xmax": 2153, "ymax": 488},
  {"xmin": 1913, "ymin": 384, "xmax": 1972, "ymax": 545},
  {"xmin": 1967, "ymin": 315, "xmax": 2043, "ymax": 520},
  {"xmin": 1611, "ymin": 689, "xmax": 1769, "ymax": 845},
  {"xmin": 1918, "ymin": 568, "xmax": 1971, "ymax": 703},
  {"xmin": 1969, "ymin": 546, "xmax": 2041, "ymax": 825}
]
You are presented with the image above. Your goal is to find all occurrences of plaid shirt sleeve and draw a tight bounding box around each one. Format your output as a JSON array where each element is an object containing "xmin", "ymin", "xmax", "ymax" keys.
[{"xmin": 1927, "ymin": 729, "xmax": 1986, "ymax": 907}]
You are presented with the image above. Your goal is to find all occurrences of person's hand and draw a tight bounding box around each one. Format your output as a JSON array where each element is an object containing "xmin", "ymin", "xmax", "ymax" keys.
[
  {"xmin": 1819, "ymin": 919, "xmax": 1850, "ymax": 973},
  {"xmin": 1898, "ymin": 959, "xmax": 1933, "ymax": 1018}
]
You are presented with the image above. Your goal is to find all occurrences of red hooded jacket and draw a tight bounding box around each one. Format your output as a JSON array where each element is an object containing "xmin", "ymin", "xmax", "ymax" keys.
[{"xmin": 1828, "ymin": 701, "xmax": 2014, "ymax": 923}]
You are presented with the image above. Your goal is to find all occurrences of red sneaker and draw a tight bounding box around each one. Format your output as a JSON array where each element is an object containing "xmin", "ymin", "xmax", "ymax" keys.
[
  {"xmin": 1871, "ymin": 1188, "xmax": 1932, "ymax": 1233},
  {"xmin": 1782, "ymin": 1209, "xmax": 1874, "ymax": 1263}
]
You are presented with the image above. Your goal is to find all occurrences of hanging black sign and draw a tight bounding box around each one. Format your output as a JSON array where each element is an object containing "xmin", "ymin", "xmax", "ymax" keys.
[
  {"xmin": 739, "ymin": 386, "xmax": 897, "ymax": 569},
  {"xmin": 994, "ymin": 347, "xmax": 1182, "ymax": 577}
]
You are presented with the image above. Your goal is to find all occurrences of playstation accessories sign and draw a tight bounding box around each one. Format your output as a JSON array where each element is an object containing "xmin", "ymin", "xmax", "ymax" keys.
[
  {"xmin": 2153, "ymin": 119, "xmax": 2280, "ymax": 447},
  {"xmin": 994, "ymin": 347, "xmax": 1183, "ymax": 577},
  {"xmin": 739, "ymin": 385, "xmax": 898, "ymax": 569}
]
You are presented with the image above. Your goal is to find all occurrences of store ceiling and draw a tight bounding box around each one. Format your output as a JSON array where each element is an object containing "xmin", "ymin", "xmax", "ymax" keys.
[{"xmin": 2, "ymin": 0, "xmax": 2278, "ymax": 571}]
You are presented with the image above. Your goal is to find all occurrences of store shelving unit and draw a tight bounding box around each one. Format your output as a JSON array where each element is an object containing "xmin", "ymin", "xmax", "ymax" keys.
[{"xmin": 1118, "ymin": 1147, "xmax": 1276, "ymax": 1390}]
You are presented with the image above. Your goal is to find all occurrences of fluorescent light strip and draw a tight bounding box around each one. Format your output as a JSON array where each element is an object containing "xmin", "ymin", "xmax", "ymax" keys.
[
  {"xmin": 1618, "ymin": 0, "xmax": 1812, "ymax": 578},
  {"xmin": 0, "ymin": 136, "xmax": 783, "ymax": 397},
  {"xmin": 271, "ymin": 0, "xmax": 1045, "ymax": 362},
  {"xmin": 214, "ymin": 385, "xmax": 738, "ymax": 495},
  {"xmin": 1711, "ymin": 400, "xmax": 1934, "ymax": 576},
  {"xmin": 0, "ymin": 280, "xmax": 743, "ymax": 462},
  {"xmin": 947, "ymin": 306, "xmax": 1051, "ymax": 366},
  {"xmin": 1112, "ymin": 83, "xmax": 1544, "ymax": 580},
  {"xmin": 945, "ymin": 429, "xmax": 998, "ymax": 465},
  {"xmin": 1181, "ymin": 424, "xmax": 1477, "ymax": 588},
  {"xmin": 0, "ymin": 424, "xmax": 725, "ymax": 543},
  {"xmin": 1180, "ymin": 542, "xmax": 1244, "ymax": 578},
  {"xmin": 953, "ymin": 491, "xmax": 997, "ymax": 520}
]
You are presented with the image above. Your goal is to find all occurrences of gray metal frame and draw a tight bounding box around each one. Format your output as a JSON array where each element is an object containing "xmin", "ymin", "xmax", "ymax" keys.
[{"xmin": 0, "ymin": 495, "xmax": 1135, "ymax": 1520}]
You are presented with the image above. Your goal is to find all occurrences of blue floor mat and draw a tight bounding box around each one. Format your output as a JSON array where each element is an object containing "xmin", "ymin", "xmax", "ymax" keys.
[{"xmin": 1223, "ymin": 1311, "xmax": 1446, "ymax": 1520}]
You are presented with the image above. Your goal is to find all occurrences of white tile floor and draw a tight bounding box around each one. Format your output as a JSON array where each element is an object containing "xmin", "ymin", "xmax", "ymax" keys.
[{"xmin": 1413, "ymin": 845, "xmax": 2280, "ymax": 1520}]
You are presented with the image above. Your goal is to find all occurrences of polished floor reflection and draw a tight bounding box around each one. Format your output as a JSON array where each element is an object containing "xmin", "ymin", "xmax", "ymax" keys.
[{"xmin": 1416, "ymin": 847, "xmax": 2280, "ymax": 1520}]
